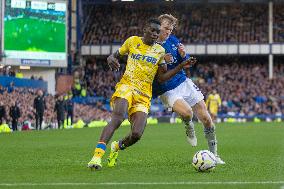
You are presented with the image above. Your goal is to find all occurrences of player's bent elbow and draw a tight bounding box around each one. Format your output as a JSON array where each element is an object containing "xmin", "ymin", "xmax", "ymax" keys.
[{"xmin": 156, "ymin": 76, "xmax": 167, "ymax": 84}]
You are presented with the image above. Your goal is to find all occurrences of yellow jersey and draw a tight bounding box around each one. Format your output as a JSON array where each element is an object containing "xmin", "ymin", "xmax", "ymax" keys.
[
  {"xmin": 206, "ymin": 93, "xmax": 221, "ymax": 110},
  {"xmin": 118, "ymin": 36, "xmax": 165, "ymax": 98}
]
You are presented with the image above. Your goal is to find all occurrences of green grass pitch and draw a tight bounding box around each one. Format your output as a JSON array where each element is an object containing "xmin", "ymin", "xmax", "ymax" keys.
[
  {"xmin": 0, "ymin": 122, "xmax": 283, "ymax": 189},
  {"xmin": 4, "ymin": 17, "xmax": 66, "ymax": 52}
]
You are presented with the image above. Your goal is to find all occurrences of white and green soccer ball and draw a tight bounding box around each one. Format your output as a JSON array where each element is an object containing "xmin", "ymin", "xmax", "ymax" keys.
[{"xmin": 192, "ymin": 150, "xmax": 217, "ymax": 172}]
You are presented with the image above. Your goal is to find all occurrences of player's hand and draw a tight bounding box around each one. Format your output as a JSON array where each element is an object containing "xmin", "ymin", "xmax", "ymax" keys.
[
  {"xmin": 181, "ymin": 57, "xmax": 197, "ymax": 68},
  {"xmin": 188, "ymin": 57, "xmax": 197, "ymax": 65},
  {"xmin": 107, "ymin": 54, "xmax": 120, "ymax": 71},
  {"xmin": 178, "ymin": 43, "xmax": 186, "ymax": 58},
  {"xmin": 164, "ymin": 53, "xmax": 173, "ymax": 63}
]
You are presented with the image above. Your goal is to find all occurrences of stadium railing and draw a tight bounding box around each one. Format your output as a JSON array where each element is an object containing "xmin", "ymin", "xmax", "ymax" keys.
[{"xmin": 0, "ymin": 76, "xmax": 47, "ymax": 90}]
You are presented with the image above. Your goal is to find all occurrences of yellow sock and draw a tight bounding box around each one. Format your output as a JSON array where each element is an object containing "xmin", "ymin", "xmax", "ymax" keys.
[{"xmin": 94, "ymin": 142, "xmax": 106, "ymax": 158}]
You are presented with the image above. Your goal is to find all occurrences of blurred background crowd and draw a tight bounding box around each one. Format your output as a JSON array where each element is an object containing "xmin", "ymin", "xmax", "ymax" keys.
[
  {"xmin": 82, "ymin": 4, "xmax": 284, "ymax": 44},
  {"xmin": 79, "ymin": 56, "xmax": 284, "ymax": 117},
  {"xmin": 1, "ymin": 56, "xmax": 283, "ymax": 130},
  {"xmin": 0, "ymin": 2, "xmax": 283, "ymax": 131}
]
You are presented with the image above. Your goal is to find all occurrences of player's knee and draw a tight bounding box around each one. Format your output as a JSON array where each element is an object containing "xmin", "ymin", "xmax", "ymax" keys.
[
  {"xmin": 179, "ymin": 109, "xmax": 193, "ymax": 120},
  {"xmin": 200, "ymin": 115, "xmax": 213, "ymax": 128},
  {"xmin": 183, "ymin": 111, "xmax": 193, "ymax": 121},
  {"xmin": 111, "ymin": 112, "xmax": 125, "ymax": 126}
]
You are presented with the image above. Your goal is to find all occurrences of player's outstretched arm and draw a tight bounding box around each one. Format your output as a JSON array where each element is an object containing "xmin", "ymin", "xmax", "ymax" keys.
[
  {"xmin": 107, "ymin": 50, "xmax": 121, "ymax": 71},
  {"xmin": 156, "ymin": 58, "xmax": 196, "ymax": 83}
]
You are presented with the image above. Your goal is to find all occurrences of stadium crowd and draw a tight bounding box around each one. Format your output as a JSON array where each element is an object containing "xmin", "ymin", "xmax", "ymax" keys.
[
  {"xmin": 0, "ymin": 58, "xmax": 283, "ymax": 130},
  {"xmin": 1, "ymin": 3, "xmax": 284, "ymax": 131},
  {"xmin": 191, "ymin": 57, "xmax": 284, "ymax": 116},
  {"xmin": 0, "ymin": 86, "xmax": 111, "ymax": 130},
  {"xmin": 81, "ymin": 3, "xmax": 283, "ymax": 44},
  {"xmin": 82, "ymin": 58, "xmax": 125, "ymax": 99},
  {"xmin": 80, "ymin": 56, "xmax": 284, "ymax": 117},
  {"xmin": 274, "ymin": 5, "xmax": 284, "ymax": 42}
]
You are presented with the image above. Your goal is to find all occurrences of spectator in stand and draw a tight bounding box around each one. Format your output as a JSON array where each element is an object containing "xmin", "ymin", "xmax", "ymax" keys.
[
  {"xmin": 0, "ymin": 86, "xmax": 112, "ymax": 128},
  {"xmin": 0, "ymin": 102, "xmax": 6, "ymax": 124},
  {"xmin": 33, "ymin": 90, "xmax": 46, "ymax": 130},
  {"xmin": 65, "ymin": 95, "xmax": 74, "ymax": 125},
  {"xmin": 7, "ymin": 82, "xmax": 15, "ymax": 93},
  {"xmin": 15, "ymin": 70, "xmax": 23, "ymax": 78},
  {"xmin": 54, "ymin": 94, "xmax": 65, "ymax": 129},
  {"xmin": 9, "ymin": 101, "xmax": 21, "ymax": 131},
  {"xmin": 9, "ymin": 69, "xmax": 16, "ymax": 77},
  {"xmin": 0, "ymin": 85, "xmax": 5, "ymax": 94}
]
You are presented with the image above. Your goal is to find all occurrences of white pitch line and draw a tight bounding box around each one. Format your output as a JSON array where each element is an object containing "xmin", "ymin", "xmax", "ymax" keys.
[{"xmin": 1, "ymin": 181, "xmax": 284, "ymax": 186}]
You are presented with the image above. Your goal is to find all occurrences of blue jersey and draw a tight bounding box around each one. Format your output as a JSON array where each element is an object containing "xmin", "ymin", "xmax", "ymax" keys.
[{"xmin": 152, "ymin": 35, "xmax": 189, "ymax": 98}]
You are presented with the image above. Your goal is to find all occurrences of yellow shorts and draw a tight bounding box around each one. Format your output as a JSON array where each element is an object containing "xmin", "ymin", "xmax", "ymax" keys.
[
  {"xmin": 209, "ymin": 107, "xmax": 218, "ymax": 116},
  {"xmin": 111, "ymin": 83, "xmax": 151, "ymax": 116}
]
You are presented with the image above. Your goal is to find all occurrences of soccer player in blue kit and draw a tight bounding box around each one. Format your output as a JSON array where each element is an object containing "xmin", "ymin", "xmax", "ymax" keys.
[{"xmin": 153, "ymin": 14, "xmax": 225, "ymax": 164}]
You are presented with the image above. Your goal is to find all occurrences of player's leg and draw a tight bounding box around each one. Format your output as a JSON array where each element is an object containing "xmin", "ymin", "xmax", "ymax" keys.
[
  {"xmin": 211, "ymin": 113, "xmax": 216, "ymax": 123},
  {"xmin": 210, "ymin": 109, "xmax": 218, "ymax": 123},
  {"xmin": 172, "ymin": 99, "xmax": 197, "ymax": 146},
  {"xmin": 192, "ymin": 100, "xmax": 225, "ymax": 164},
  {"xmin": 66, "ymin": 113, "xmax": 70, "ymax": 126},
  {"xmin": 57, "ymin": 117, "xmax": 61, "ymax": 129},
  {"xmin": 182, "ymin": 78, "xmax": 224, "ymax": 163},
  {"xmin": 160, "ymin": 82, "xmax": 197, "ymax": 146},
  {"xmin": 99, "ymin": 98, "xmax": 128, "ymax": 143},
  {"xmin": 121, "ymin": 112, "xmax": 148, "ymax": 147},
  {"xmin": 15, "ymin": 120, "xmax": 18, "ymax": 131},
  {"xmin": 107, "ymin": 111, "xmax": 147, "ymax": 167},
  {"xmin": 39, "ymin": 113, "xmax": 43, "ymax": 130},
  {"xmin": 88, "ymin": 98, "xmax": 128, "ymax": 170},
  {"xmin": 107, "ymin": 90, "xmax": 149, "ymax": 168},
  {"xmin": 192, "ymin": 100, "xmax": 215, "ymax": 151},
  {"xmin": 70, "ymin": 111, "xmax": 73, "ymax": 125},
  {"xmin": 61, "ymin": 118, "xmax": 64, "ymax": 129},
  {"xmin": 35, "ymin": 113, "xmax": 39, "ymax": 130}
]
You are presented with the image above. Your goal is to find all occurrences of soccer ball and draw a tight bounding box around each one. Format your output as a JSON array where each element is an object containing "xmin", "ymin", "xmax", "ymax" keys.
[{"xmin": 192, "ymin": 150, "xmax": 217, "ymax": 172}]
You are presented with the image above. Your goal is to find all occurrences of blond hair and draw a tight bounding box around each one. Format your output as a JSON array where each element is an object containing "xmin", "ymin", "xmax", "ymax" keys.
[{"xmin": 158, "ymin": 14, "xmax": 178, "ymax": 28}]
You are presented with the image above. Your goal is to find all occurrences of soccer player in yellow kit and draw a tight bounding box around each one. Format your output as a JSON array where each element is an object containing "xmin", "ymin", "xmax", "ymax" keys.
[
  {"xmin": 206, "ymin": 90, "xmax": 222, "ymax": 123},
  {"xmin": 87, "ymin": 18, "xmax": 193, "ymax": 170}
]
